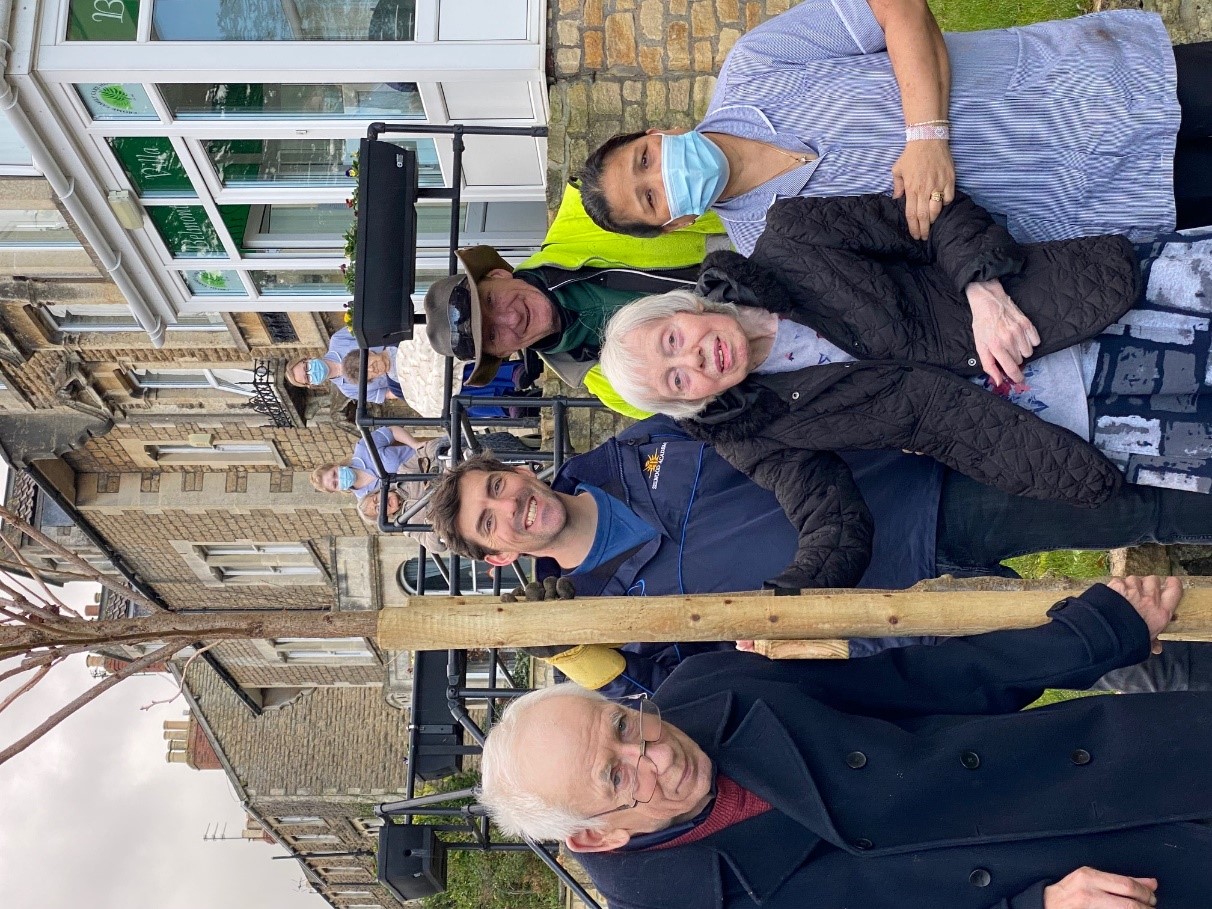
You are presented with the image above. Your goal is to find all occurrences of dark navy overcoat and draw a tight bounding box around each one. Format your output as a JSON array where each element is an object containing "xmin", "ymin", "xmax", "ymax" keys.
[{"xmin": 579, "ymin": 585, "xmax": 1212, "ymax": 909}]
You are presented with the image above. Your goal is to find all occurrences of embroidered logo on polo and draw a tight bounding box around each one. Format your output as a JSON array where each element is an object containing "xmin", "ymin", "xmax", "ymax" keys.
[{"xmin": 642, "ymin": 443, "xmax": 667, "ymax": 489}]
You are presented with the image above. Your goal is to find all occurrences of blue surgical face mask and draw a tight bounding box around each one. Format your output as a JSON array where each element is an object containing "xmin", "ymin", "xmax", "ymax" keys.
[
  {"xmin": 660, "ymin": 131, "xmax": 730, "ymax": 224},
  {"xmin": 336, "ymin": 466, "xmax": 357, "ymax": 491},
  {"xmin": 306, "ymin": 358, "xmax": 330, "ymax": 385}
]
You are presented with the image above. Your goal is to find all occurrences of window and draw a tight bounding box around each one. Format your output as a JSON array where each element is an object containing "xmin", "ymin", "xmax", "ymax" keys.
[
  {"xmin": 160, "ymin": 83, "xmax": 423, "ymax": 120},
  {"xmin": 44, "ymin": 305, "xmax": 225, "ymax": 333},
  {"xmin": 271, "ymin": 637, "xmax": 377, "ymax": 666},
  {"xmin": 182, "ymin": 542, "xmax": 326, "ymax": 585},
  {"xmin": 77, "ymin": 83, "xmax": 158, "ymax": 120},
  {"xmin": 277, "ymin": 816, "xmax": 325, "ymax": 825},
  {"xmin": 181, "ymin": 271, "xmax": 243, "ymax": 295},
  {"xmin": 293, "ymin": 834, "xmax": 340, "ymax": 842},
  {"xmin": 145, "ymin": 442, "xmax": 281, "ymax": 466},
  {"xmin": 0, "ymin": 113, "xmax": 34, "ymax": 170},
  {"xmin": 151, "ymin": 0, "xmax": 416, "ymax": 41},
  {"xmin": 351, "ymin": 818, "xmax": 383, "ymax": 838},
  {"xmin": 250, "ymin": 270, "xmax": 347, "ymax": 296},
  {"xmin": 130, "ymin": 367, "xmax": 256, "ymax": 396},
  {"xmin": 108, "ymin": 137, "xmax": 195, "ymax": 197},
  {"xmin": 146, "ymin": 205, "xmax": 225, "ymax": 257},
  {"xmin": 202, "ymin": 544, "xmax": 321, "ymax": 580},
  {"xmin": 206, "ymin": 138, "xmax": 357, "ymax": 188},
  {"xmin": 0, "ymin": 210, "xmax": 79, "ymax": 247}
]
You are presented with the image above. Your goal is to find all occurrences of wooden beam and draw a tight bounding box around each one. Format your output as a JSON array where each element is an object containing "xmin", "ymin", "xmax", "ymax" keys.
[{"xmin": 376, "ymin": 577, "xmax": 1212, "ymax": 651}]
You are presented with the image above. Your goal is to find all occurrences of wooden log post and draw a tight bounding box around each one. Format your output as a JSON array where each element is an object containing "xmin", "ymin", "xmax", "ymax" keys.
[{"xmin": 376, "ymin": 576, "xmax": 1212, "ymax": 652}]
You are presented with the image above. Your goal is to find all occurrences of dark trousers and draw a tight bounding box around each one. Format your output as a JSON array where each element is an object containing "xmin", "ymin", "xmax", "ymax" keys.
[
  {"xmin": 935, "ymin": 471, "xmax": 1212, "ymax": 691},
  {"xmin": 935, "ymin": 471, "xmax": 1212, "ymax": 575},
  {"xmin": 1173, "ymin": 42, "xmax": 1212, "ymax": 229}
]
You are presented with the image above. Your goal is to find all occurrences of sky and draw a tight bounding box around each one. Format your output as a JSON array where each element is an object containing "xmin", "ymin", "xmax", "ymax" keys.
[{"xmin": 0, "ymin": 583, "xmax": 331, "ymax": 909}]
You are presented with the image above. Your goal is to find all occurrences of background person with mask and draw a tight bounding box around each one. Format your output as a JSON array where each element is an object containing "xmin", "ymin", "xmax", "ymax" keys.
[
  {"xmin": 286, "ymin": 327, "xmax": 399, "ymax": 403},
  {"xmin": 577, "ymin": 0, "xmax": 1211, "ymax": 256},
  {"xmin": 308, "ymin": 425, "xmax": 421, "ymax": 500}
]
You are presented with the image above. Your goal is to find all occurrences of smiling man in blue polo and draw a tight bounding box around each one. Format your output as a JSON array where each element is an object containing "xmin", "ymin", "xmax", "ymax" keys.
[{"xmin": 425, "ymin": 416, "xmax": 1212, "ymax": 698}]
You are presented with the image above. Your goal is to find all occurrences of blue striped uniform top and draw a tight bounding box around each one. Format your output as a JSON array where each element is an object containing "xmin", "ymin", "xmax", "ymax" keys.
[
  {"xmin": 702, "ymin": 0, "xmax": 1180, "ymax": 255},
  {"xmin": 324, "ymin": 328, "xmax": 392, "ymax": 404}
]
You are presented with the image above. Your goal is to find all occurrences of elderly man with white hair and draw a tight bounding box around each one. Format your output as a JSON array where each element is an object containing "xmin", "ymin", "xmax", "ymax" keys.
[{"xmin": 479, "ymin": 576, "xmax": 1212, "ymax": 909}]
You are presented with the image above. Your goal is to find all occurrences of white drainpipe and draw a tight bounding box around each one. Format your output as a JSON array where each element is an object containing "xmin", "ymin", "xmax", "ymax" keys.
[{"xmin": 0, "ymin": 31, "xmax": 167, "ymax": 346}]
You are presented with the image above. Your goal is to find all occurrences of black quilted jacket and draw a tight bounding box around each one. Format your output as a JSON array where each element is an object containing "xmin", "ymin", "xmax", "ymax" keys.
[
  {"xmin": 682, "ymin": 193, "xmax": 1142, "ymax": 590},
  {"xmin": 698, "ymin": 192, "xmax": 1141, "ymax": 373}
]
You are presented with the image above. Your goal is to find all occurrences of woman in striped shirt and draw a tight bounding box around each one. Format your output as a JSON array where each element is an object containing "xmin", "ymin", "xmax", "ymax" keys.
[{"xmin": 579, "ymin": 0, "xmax": 1211, "ymax": 257}]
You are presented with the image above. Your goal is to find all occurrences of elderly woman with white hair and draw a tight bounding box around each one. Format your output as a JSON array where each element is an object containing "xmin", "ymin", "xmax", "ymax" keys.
[{"xmin": 598, "ymin": 193, "xmax": 1212, "ymax": 590}]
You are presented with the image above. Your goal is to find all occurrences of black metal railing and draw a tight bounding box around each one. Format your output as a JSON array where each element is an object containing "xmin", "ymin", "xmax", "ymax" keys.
[{"xmin": 243, "ymin": 359, "xmax": 295, "ymax": 428}]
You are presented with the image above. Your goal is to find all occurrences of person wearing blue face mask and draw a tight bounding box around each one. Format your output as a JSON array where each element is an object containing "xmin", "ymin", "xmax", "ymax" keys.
[
  {"xmin": 577, "ymin": 0, "xmax": 1212, "ymax": 261},
  {"xmin": 286, "ymin": 327, "xmax": 399, "ymax": 403},
  {"xmin": 658, "ymin": 131, "xmax": 731, "ymax": 227},
  {"xmin": 308, "ymin": 426, "xmax": 423, "ymax": 499}
]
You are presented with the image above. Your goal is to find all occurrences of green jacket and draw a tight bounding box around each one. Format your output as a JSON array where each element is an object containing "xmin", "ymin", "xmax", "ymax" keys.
[{"xmin": 518, "ymin": 186, "xmax": 726, "ymax": 418}]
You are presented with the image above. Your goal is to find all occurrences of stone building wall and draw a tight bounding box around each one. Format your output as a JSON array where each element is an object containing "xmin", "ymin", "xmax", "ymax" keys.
[
  {"xmin": 183, "ymin": 661, "xmax": 405, "ymax": 907},
  {"xmin": 185, "ymin": 658, "xmax": 411, "ymax": 800},
  {"xmin": 546, "ymin": 0, "xmax": 796, "ymax": 202},
  {"xmin": 65, "ymin": 418, "xmax": 363, "ymax": 475}
]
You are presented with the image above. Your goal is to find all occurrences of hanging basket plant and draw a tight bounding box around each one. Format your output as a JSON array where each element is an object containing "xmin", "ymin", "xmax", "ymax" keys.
[{"xmin": 341, "ymin": 153, "xmax": 360, "ymax": 328}]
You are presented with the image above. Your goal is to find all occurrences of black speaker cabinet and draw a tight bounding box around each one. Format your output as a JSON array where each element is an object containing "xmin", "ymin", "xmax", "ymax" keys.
[
  {"xmin": 378, "ymin": 822, "xmax": 448, "ymax": 901},
  {"xmin": 410, "ymin": 650, "xmax": 466, "ymax": 781},
  {"xmin": 352, "ymin": 138, "xmax": 419, "ymax": 347}
]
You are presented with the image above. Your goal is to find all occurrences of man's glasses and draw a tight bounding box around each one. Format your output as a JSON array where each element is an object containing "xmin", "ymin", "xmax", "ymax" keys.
[{"xmin": 589, "ymin": 695, "xmax": 663, "ymax": 818}]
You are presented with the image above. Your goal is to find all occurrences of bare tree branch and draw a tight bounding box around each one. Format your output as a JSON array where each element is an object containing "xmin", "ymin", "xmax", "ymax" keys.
[
  {"xmin": 0, "ymin": 663, "xmax": 53, "ymax": 715},
  {"xmin": 0, "ymin": 653, "xmax": 58, "ymax": 684},
  {"xmin": 0, "ymin": 640, "xmax": 188, "ymax": 767},
  {"xmin": 0, "ymin": 609, "xmax": 378, "ymax": 660},
  {"xmin": 0, "ymin": 506, "xmax": 167, "ymax": 615},
  {"xmin": 0, "ymin": 578, "xmax": 82, "ymax": 632},
  {"xmin": 139, "ymin": 642, "xmax": 220, "ymax": 712},
  {"xmin": 0, "ymin": 533, "xmax": 83, "ymax": 617}
]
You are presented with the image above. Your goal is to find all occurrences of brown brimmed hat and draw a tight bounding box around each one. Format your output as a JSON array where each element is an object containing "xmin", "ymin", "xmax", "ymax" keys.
[{"xmin": 423, "ymin": 246, "xmax": 513, "ymax": 387}]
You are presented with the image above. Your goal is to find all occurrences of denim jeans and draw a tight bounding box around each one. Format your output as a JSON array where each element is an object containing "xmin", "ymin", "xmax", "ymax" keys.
[
  {"xmin": 933, "ymin": 472, "xmax": 1212, "ymax": 692},
  {"xmin": 935, "ymin": 472, "xmax": 1212, "ymax": 578}
]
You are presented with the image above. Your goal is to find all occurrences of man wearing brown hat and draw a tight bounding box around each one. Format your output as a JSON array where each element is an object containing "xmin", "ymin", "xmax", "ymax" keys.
[{"xmin": 423, "ymin": 244, "xmax": 700, "ymax": 407}]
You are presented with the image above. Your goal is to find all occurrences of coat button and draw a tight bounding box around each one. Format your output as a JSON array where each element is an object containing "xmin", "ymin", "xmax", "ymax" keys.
[
  {"xmin": 960, "ymin": 751, "xmax": 981, "ymax": 770},
  {"xmin": 853, "ymin": 838, "xmax": 873, "ymax": 851},
  {"xmin": 967, "ymin": 358, "xmax": 978, "ymax": 367},
  {"xmin": 845, "ymin": 751, "xmax": 867, "ymax": 769},
  {"xmin": 969, "ymin": 869, "xmax": 992, "ymax": 888},
  {"xmin": 791, "ymin": 391, "xmax": 800, "ymax": 400},
  {"xmin": 1071, "ymin": 749, "xmax": 1092, "ymax": 766}
]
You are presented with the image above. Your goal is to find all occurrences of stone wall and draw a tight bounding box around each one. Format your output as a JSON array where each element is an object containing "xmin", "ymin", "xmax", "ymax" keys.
[
  {"xmin": 546, "ymin": 0, "xmax": 795, "ymax": 201},
  {"xmin": 185, "ymin": 658, "xmax": 411, "ymax": 799}
]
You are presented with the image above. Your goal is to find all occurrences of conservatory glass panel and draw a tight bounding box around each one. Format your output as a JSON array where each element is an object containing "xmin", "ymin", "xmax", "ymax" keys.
[
  {"xmin": 150, "ymin": 0, "xmax": 415, "ymax": 41},
  {"xmin": 251, "ymin": 270, "xmax": 347, "ymax": 295},
  {"xmin": 76, "ymin": 84, "xmax": 158, "ymax": 121},
  {"xmin": 160, "ymin": 83, "xmax": 423, "ymax": 120},
  {"xmin": 206, "ymin": 138, "xmax": 357, "ymax": 187}
]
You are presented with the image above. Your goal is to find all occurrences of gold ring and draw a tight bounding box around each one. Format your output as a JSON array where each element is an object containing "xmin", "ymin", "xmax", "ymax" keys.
[{"xmin": 930, "ymin": 191, "xmax": 944, "ymax": 203}]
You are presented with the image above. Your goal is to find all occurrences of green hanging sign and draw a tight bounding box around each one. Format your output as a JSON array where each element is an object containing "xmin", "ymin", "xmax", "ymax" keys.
[
  {"xmin": 148, "ymin": 206, "xmax": 226, "ymax": 259},
  {"xmin": 67, "ymin": 0, "xmax": 140, "ymax": 41},
  {"xmin": 107, "ymin": 137, "xmax": 195, "ymax": 197}
]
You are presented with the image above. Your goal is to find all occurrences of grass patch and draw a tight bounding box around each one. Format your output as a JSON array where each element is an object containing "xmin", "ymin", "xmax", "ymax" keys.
[
  {"xmin": 1003, "ymin": 550, "xmax": 1109, "ymax": 580},
  {"xmin": 414, "ymin": 772, "xmax": 561, "ymax": 909},
  {"xmin": 931, "ymin": 0, "xmax": 1090, "ymax": 31}
]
